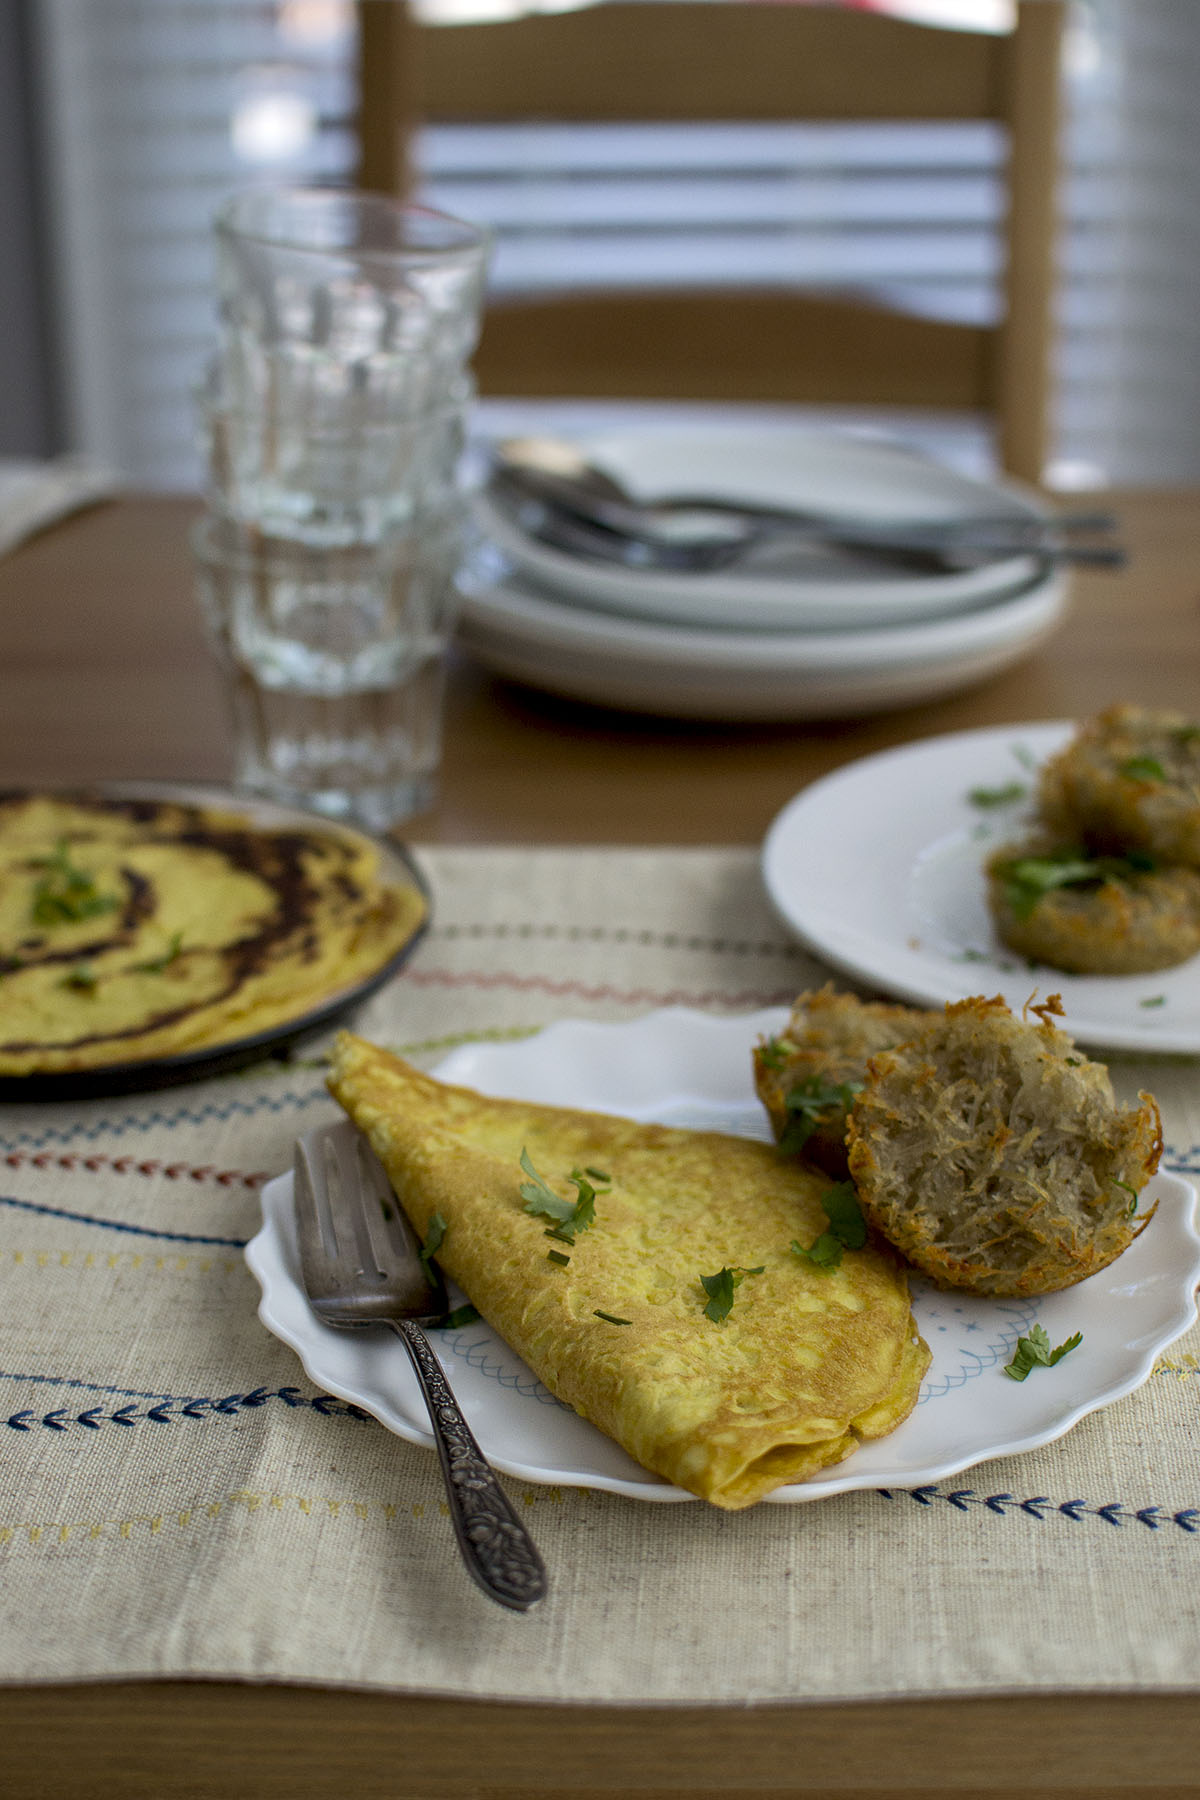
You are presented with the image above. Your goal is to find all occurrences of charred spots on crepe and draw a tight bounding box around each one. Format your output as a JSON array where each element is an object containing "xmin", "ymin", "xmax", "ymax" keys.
[{"xmin": 0, "ymin": 792, "xmax": 425, "ymax": 1074}]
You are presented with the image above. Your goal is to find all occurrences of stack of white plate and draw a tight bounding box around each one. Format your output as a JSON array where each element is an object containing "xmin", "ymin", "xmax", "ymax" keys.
[{"xmin": 455, "ymin": 425, "xmax": 1069, "ymax": 721}]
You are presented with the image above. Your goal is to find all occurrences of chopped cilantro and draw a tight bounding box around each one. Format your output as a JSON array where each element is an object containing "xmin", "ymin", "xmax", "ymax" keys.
[
  {"xmin": 1112, "ymin": 1178, "xmax": 1139, "ymax": 1216},
  {"xmin": 419, "ymin": 1211, "xmax": 447, "ymax": 1275},
  {"xmin": 593, "ymin": 1310, "xmax": 632, "ymax": 1326},
  {"xmin": 756, "ymin": 1036, "xmax": 792, "ymax": 1072},
  {"xmin": 1120, "ymin": 755, "xmax": 1166, "ymax": 782},
  {"xmin": 132, "ymin": 931, "xmax": 184, "ymax": 975},
  {"xmin": 820, "ymin": 1182, "xmax": 868, "ymax": 1249},
  {"xmin": 968, "ymin": 782, "xmax": 1027, "ymax": 808},
  {"xmin": 778, "ymin": 1076, "xmax": 862, "ymax": 1156},
  {"xmin": 1003, "ymin": 1324, "xmax": 1082, "ymax": 1381},
  {"xmin": 60, "ymin": 962, "xmax": 98, "ymax": 993},
  {"xmin": 996, "ymin": 847, "xmax": 1157, "ymax": 920},
  {"xmin": 31, "ymin": 839, "xmax": 119, "ymax": 927},
  {"xmin": 791, "ymin": 1232, "xmax": 843, "ymax": 1272},
  {"xmin": 434, "ymin": 1303, "xmax": 480, "ymax": 1330},
  {"xmin": 519, "ymin": 1149, "xmax": 599, "ymax": 1244},
  {"xmin": 790, "ymin": 1182, "xmax": 868, "ymax": 1272},
  {"xmin": 1140, "ymin": 994, "xmax": 1167, "ymax": 1008},
  {"xmin": 700, "ymin": 1265, "xmax": 764, "ymax": 1325}
]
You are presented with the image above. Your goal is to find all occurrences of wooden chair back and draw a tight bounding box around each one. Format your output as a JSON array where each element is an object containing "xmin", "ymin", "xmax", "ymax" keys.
[{"xmin": 358, "ymin": 1, "xmax": 1065, "ymax": 482}]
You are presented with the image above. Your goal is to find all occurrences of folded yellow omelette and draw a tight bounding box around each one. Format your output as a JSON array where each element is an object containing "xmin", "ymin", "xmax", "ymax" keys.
[{"xmin": 327, "ymin": 1034, "xmax": 930, "ymax": 1509}]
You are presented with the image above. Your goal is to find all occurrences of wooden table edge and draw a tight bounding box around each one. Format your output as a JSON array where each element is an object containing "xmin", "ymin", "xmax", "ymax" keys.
[{"xmin": 1, "ymin": 1681, "xmax": 1200, "ymax": 1797}]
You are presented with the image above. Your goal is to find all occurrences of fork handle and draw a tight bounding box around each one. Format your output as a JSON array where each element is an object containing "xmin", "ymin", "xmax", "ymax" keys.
[{"xmin": 390, "ymin": 1319, "xmax": 548, "ymax": 1612}]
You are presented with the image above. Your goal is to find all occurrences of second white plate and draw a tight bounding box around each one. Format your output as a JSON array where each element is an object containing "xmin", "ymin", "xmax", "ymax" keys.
[
  {"xmin": 475, "ymin": 425, "xmax": 1045, "ymax": 632},
  {"xmin": 456, "ymin": 555, "xmax": 1067, "ymax": 722},
  {"xmin": 762, "ymin": 721, "xmax": 1200, "ymax": 1053}
]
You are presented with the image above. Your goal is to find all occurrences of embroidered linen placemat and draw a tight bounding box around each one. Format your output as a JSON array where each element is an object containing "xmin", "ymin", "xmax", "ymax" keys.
[{"xmin": 0, "ymin": 846, "xmax": 1197, "ymax": 1703}]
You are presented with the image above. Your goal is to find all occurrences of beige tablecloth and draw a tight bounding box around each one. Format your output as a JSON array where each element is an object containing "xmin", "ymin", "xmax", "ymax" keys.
[{"xmin": 1, "ymin": 847, "xmax": 1198, "ymax": 1701}]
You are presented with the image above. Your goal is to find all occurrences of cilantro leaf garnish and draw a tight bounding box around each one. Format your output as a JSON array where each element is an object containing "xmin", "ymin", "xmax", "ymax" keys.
[
  {"xmin": 519, "ymin": 1149, "xmax": 600, "ymax": 1244},
  {"xmin": 1112, "ymin": 1178, "xmax": 1139, "ymax": 1215},
  {"xmin": 1121, "ymin": 756, "xmax": 1166, "ymax": 782},
  {"xmin": 756, "ymin": 1036, "xmax": 792, "ymax": 1072},
  {"xmin": 132, "ymin": 931, "xmax": 184, "ymax": 975},
  {"xmin": 593, "ymin": 1310, "xmax": 632, "ymax": 1325},
  {"xmin": 433, "ymin": 1303, "xmax": 480, "ymax": 1330},
  {"xmin": 791, "ymin": 1232, "xmax": 844, "ymax": 1271},
  {"xmin": 790, "ymin": 1182, "xmax": 868, "ymax": 1272},
  {"xmin": 419, "ymin": 1211, "xmax": 447, "ymax": 1275},
  {"xmin": 968, "ymin": 782, "xmax": 1027, "ymax": 808},
  {"xmin": 997, "ymin": 848, "xmax": 1158, "ymax": 920},
  {"xmin": 700, "ymin": 1264, "xmax": 764, "ymax": 1325},
  {"xmin": 820, "ymin": 1181, "xmax": 868, "ymax": 1249},
  {"xmin": 31, "ymin": 839, "xmax": 119, "ymax": 927},
  {"xmin": 1003, "ymin": 1324, "xmax": 1082, "ymax": 1381},
  {"xmin": 778, "ymin": 1076, "xmax": 862, "ymax": 1155},
  {"xmin": 519, "ymin": 1149, "xmax": 575, "ymax": 1221},
  {"xmin": 60, "ymin": 962, "xmax": 98, "ymax": 992}
]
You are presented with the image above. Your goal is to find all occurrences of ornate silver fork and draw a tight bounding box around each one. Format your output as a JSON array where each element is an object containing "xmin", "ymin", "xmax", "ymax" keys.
[{"xmin": 293, "ymin": 1120, "xmax": 547, "ymax": 1612}]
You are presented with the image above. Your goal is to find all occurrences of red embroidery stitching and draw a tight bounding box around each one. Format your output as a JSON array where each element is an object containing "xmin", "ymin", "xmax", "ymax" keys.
[
  {"xmin": 400, "ymin": 968, "xmax": 796, "ymax": 1008},
  {"xmin": 2, "ymin": 1150, "xmax": 267, "ymax": 1188}
]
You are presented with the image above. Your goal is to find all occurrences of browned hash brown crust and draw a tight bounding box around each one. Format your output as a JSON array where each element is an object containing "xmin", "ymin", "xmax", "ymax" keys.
[
  {"xmin": 846, "ymin": 994, "xmax": 1162, "ymax": 1296},
  {"xmin": 753, "ymin": 986, "xmax": 930, "ymax": 1178},
  {"xmin": 1039, "ymin": 704, "xmax": 1200, "ymax": 865},
  {"xmin": 986, "ymin": 833, "xmax": 1200, "ymax": 974}
]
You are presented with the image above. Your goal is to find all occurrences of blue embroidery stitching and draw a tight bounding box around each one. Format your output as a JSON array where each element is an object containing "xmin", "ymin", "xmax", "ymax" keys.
[
  {"xmin": 0, "ymin": 1376, "xmax": 369, "ymax": 1432},
  {"xmin": 0, "ymin": 1193, "xmax": 248, "ymax": 1247},
  {"xmin": 876, "ymin": 1485, "xmax": 1200, "ymax": 1534}
]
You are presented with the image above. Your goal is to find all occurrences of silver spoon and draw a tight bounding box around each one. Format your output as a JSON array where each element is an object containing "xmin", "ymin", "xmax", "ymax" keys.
[
  {"xmin": 491, "ymin": 435, "xmax": 1124, "ymax": 560},
  {"xmin": 488, "ymin": 462, "xmax": 1126, "ymax": 573}
]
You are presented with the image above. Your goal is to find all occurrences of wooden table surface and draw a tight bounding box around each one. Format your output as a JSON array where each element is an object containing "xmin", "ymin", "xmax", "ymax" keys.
[
  {"xmin": 1, "ymin": 491, "xmax": 1200, "ymax": 1800},
  {"xmin": 3, "ymin": 492, "xmax": 1199, "ymax": 840}
]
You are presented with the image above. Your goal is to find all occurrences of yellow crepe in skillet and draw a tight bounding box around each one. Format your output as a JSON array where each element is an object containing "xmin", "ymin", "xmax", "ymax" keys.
[
  {"xmin": 0, "ymin": 794, "xmax": 425, "ymax": 1076},
  {"xmin": 327, "ymin": 1034, "xmax": 930, "ymax": 1510}
]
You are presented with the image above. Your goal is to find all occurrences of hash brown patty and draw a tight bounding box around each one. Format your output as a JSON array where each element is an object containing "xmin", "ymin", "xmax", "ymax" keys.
[{"xmin": 846, "ymin": 994, "xmax": 1161, "ymax": 1296}]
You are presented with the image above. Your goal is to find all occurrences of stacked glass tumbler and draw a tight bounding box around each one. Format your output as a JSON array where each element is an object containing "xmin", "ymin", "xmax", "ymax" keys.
[{"xmin": 193, "ymin": 187, "xmax": 490, "ymax": 830}]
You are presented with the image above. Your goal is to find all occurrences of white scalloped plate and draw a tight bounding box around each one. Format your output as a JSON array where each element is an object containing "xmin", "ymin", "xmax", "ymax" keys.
[{"xmin": 246, "ymin": 1008, "xmax": 1200, "ymax": 1503}]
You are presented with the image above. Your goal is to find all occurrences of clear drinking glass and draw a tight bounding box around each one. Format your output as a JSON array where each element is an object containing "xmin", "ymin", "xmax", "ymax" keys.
[
  {"xmin": 192, "ymin": 513, "xmax": 464, "ymax": 831},
  {"xmin": 198, "ymin": 365, "xmax": 473, "ymax": 547},
  {"xmin": 213, "ymin": 189, "xmax": 490, "ymax": 429}
]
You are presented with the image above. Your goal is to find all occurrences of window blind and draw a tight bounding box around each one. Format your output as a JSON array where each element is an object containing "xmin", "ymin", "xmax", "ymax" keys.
[
  {"xmin": 32, "ymin": 0, "xmax": 358, "ymax": 490},
  {"xmin": 29, "ymin": 0, "xmax": 1200, "ymax": 490}
]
